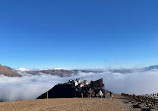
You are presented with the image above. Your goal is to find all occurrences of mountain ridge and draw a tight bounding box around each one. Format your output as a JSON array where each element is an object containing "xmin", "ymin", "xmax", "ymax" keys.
[
  {"xmin": 0, "ymin": 64, "xmax": 21, "ymax": 77},
  {"xmin": 1, "ymin": 64, "xmax": 158, "ymax": 77}
]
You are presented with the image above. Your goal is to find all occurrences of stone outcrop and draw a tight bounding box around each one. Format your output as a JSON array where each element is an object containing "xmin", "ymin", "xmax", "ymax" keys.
[{"xmin": 37, "ymin": 78, "xmax": 106, "ymax": 99}]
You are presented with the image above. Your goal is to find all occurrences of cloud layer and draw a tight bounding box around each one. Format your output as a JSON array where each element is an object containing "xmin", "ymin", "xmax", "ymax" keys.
[{"xmin": 1, "ymin": 69, "xmax": 158, "ymax": 102}]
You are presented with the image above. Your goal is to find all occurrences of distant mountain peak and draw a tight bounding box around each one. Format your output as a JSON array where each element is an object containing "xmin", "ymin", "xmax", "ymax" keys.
[
  {"xmin": 16, "ymin": 67, "xmax": 29, "ymax": 71},
  {"xmin": 143, "ymin": 65, "xmax": 158, "ymax": 71},
  {"xmin": 53, "ymin": 68, "xmax": 68, "ymax": 70}
]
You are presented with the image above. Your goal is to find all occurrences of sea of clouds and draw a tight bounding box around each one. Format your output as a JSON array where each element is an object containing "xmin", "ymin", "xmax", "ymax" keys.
[{"xmin": 1, "ymin": 69, "xmax": 158, "ymax": 102}]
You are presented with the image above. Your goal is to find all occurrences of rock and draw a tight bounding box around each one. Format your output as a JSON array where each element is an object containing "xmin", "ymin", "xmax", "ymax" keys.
[{"xmin": 37, "ymin": 78, "xmax": 106, "ymax": 99}]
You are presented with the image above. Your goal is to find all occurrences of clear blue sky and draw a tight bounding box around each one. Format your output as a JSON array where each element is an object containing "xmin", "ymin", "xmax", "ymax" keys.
[{"xmin": 0, "ymin": 0, "xmax": 158, "ymax": 69}]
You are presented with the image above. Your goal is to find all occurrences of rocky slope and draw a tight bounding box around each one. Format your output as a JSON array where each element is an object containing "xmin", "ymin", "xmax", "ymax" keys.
[{"xmin": 0, "ymin": 64, "xmax": 21, "ymax": 77}]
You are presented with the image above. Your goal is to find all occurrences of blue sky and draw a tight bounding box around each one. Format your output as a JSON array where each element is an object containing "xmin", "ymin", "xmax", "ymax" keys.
[{"xmin": 0, "ymin": 0, "xmax": 158, "ymax": 69}]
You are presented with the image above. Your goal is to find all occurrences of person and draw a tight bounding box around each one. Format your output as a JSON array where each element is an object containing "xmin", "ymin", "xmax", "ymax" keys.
[
  {"xmin": 97, "ymin": 90, "xmax": 104, "ymax": 98},
  {"xmin": 109, "ymin": 91, "xmax": 114, "ymax": 100}
]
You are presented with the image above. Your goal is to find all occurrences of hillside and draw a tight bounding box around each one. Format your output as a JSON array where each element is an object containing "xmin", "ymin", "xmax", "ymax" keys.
[{"xmin": 0, "ymin": 64, "xmax": 21, "ymax": 77}]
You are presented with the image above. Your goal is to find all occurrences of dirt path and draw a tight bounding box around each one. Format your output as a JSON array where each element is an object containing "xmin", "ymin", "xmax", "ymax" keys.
[{"xmin": 0, "ymin": 97, "xmax": 132, "ymax": 111}]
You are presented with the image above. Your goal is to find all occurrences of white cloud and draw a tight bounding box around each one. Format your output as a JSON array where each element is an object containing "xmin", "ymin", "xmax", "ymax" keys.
[{"xmin": 1, "ymin": 70, "xmax": 158, "ymax": 102}]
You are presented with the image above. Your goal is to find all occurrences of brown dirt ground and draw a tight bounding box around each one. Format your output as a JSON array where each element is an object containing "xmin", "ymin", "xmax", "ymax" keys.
[{"xmin": 0, "ymin": 94, "xmax": 135, "ymax": 111}]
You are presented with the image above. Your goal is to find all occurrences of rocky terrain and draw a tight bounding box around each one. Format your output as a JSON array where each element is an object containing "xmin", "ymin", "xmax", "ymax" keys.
[
  {"xmin": 0, "ymin": 64, "xmax": 21, "ymax": 77},
  {"xmin": 37, "ymin": 78, "xmax": 106, "ymax": 99},
  {"xmin": 121, "ymin": 94, "xmax": 158, "ymax": 111}
]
